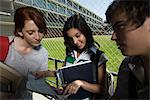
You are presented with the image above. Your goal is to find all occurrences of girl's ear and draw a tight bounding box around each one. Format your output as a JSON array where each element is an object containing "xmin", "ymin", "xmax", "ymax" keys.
[
  {"xmin": 146, "ymin": 17, "xmax": 150, "ymax": 32},
  {"xmin": 18, "ymin": 32, "xmax": 23, "ymax": 37}
]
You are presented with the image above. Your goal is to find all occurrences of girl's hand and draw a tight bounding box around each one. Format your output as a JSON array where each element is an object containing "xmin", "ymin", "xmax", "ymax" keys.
[{"xmin": 64, "ymin": 80, "xmax": 84, "ymax": 95}]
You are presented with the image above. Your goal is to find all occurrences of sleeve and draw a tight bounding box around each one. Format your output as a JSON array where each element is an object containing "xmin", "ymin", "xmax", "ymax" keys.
[
  {"xmin": 97, "ymin": 53, "xmax": 108, "ymax": 66},
  {"xmin": 39, "ymin": 47, "xmax": 48, "ymax": 71}
]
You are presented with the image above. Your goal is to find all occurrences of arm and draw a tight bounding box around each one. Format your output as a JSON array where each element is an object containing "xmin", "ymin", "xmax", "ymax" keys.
[
  {"xmin": 64, "ymin": 63, "xmax": 106, "ymax": 95},
  {"xmin": 34, "ymin": 59, "xmax": 66, "ymax": 79},
  {"xmin": 33, "ymin": 70, "xmax": 56, "ymax": 79},
  {"xmin": 33, "ymin": 47, "xmax": 57, "ymax": 78}
]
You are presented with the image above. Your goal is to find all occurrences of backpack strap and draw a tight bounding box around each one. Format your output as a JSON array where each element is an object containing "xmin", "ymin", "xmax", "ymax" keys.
[
  {"xmin": 89, "ymin": 46, "xmax": 103, "ymax": 83},
  {"xmin": 0, "ymin": 36, "xmax": 9, "ymax": 62}
]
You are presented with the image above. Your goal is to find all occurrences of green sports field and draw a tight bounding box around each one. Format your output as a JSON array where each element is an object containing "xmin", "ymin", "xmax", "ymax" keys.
[{"xmin": 41, "ymin": 35, "xmax": 125, "ymax": 88}]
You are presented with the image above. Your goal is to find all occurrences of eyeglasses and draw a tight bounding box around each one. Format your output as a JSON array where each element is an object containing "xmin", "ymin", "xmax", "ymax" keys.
[{"xmin": 112, "ymin": 20, "xmax": 142, "ymax": 34}]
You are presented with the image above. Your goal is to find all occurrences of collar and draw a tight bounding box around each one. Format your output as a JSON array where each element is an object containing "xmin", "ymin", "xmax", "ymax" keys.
[
  {"xmin": 128, "ymin": 56, "xmax": 145, "ymax": 84},
  {"xmin": 73, "ymin": 46, "xmax": 97, "ymax": 64}
]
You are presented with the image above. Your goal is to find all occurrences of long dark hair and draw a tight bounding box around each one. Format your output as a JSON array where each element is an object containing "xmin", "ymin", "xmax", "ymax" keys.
[{"xmin": 63, "ymin": 14, "xmax": 99, "ymax": 52}]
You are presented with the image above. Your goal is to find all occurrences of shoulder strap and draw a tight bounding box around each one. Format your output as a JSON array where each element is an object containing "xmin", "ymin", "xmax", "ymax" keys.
[
  {"xmin": 89, "ymin": 46, "xmax": 103, "ymax": 64},
  {"xmin": 94, "ymin": 49, "xmax": 103, "ymax": 64},
  {"xmin": 0, "ymin": 36, "xmax": 9, "ymax": 62},
  {"xmin": 89, "ymin": 48, "xmax": 103, "ymax": 83}
]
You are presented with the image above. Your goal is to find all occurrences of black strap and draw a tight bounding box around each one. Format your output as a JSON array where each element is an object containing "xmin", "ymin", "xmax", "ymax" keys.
[
  {"xmin": 128, "ymin": 71, "xmax": 138, "ymax": 98},
  {"xmin": 90, "ymin": 49, "xmax": 103, "ymax": 83},
  {"xmin": 9, "ymin": 38, "xmax": 14, "ymax": 45}
]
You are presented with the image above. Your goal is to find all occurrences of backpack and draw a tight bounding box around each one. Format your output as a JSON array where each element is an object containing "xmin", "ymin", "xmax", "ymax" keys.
[{"xmin": 0, "ymin": 36, "xmax": 9, "ymax": 62}]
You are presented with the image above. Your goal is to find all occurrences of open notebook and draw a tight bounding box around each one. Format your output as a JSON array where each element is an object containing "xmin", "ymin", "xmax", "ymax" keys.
[{"xmin": 26, "ymin": 73, "xmax": 67, "ymax": 99}]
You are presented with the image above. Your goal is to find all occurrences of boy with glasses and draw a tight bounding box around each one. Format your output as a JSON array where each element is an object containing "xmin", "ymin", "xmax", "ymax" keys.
[{"xmin": 105, "ymin": 0, "xmax": 149, "ymax": 99}]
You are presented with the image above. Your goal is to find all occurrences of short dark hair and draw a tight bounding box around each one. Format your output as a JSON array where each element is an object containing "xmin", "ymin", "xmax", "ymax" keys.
[
  {"xmin": 63, "ymin": 14, "xmax": 95, "ymax": 51},
  {"xmin": 106, "ymin": 0, "xmax": 150, "ymax": 28},
  {"xmin": 14, "ymin": 6, "xmax": 47, "ymax": 37}
]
